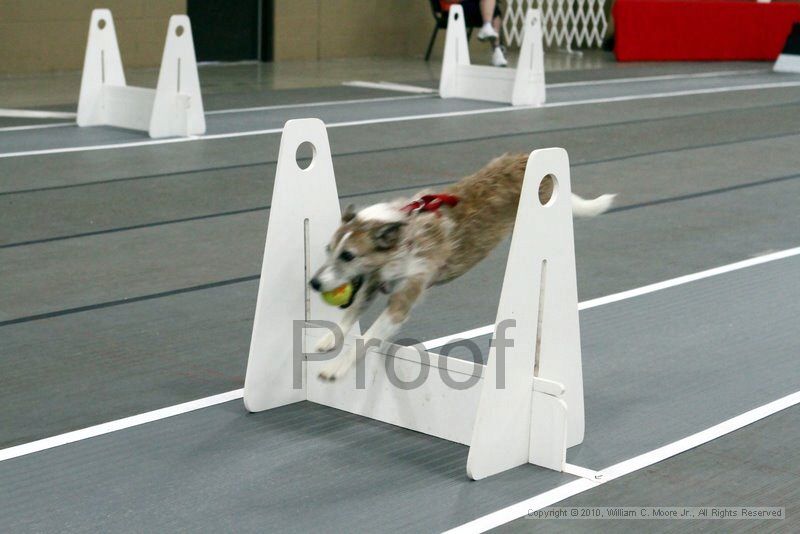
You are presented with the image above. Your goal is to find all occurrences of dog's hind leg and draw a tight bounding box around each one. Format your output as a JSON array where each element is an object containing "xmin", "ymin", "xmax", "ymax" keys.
[{"xmin": 318, "ymin": 275, "xmax": 428, "ymax": 381}]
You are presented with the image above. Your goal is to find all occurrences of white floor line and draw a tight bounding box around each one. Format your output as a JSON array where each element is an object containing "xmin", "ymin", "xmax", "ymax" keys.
[
  {"xmin": 205, "ymin": 94, "xmax": 431, "ymax": 115},
  {"xmin": 542, "ymin": 80, "xmax": 800, "ymax": 110},
  {"xmin": 599, "ymin": 391, "xmax": 800, "ymax": 482},
  {"xmin": 3, "ymin": 79, "xmax": 800, "ymax": 159},
  {"xmin": 0, "ymin": 389, "xmax": 243, "ymax": 463},
  {"xmin": 447, "ymin": 390, "xmax": 800, "ymax": 533},
  {"xmin": 0, "ymin": 108, "xmax": 77, "ymax": 119},
  {"xmin": 423, "ymin": 245, "xmax": 800, "ymax": 350},
  {"xmin": 0, "ymin": 95, "xmax": 433, "ymax": 134},
  {"xmin": 458, "ymin": 478, "xmax": 600, "ymax": 532},
  {"xmin": 547, "ymin": 68, "xmax": 768, "ymax": 88},
  {"xmin": 1, "ymin": 245, "xmax": 797, "ymax": 463},
  {"xmin": 562, "ymin": 463, "xmax": 600, "ymax": 482},
  {"xmin": 0, "ymin": 70, "xmax": 764, "ymax": 130},
  {"xmin": 343, "ymin": 69, "xmax": 768, "ymax": 94},
  {"xmin": 0, "ymin": 122, "xmax": 73, "ymax": 132},
  {"xmin": 342, "ymin": 81, "xmax": 437, "ymax": 94}
]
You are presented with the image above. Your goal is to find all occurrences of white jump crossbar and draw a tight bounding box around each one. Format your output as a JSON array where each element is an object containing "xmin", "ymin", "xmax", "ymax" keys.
[
  {"xmin": 440, "ymin": 5, "xmax": 545, "ymax": 106},
  {"xmin": 243, "ymin": 118, "xmax": 584, "ymax": 480},
  {"xmin": 76, "ymin": 9, "xmax": 205, "ymax": 138}
]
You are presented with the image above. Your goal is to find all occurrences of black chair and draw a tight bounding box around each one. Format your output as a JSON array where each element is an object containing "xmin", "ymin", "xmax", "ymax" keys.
[{"xmin": 425, "ymin": 0, "xmax": 477, "ymax": 61}]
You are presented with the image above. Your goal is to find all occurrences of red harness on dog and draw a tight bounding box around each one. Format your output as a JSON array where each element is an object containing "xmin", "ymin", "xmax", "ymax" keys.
[{"xmin": 400, "ymin": 194, "xmax": 460, "ymax": 217}]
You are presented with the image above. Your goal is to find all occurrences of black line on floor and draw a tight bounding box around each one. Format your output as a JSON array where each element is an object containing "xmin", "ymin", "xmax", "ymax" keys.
[
  {"xmin": 0, "ymin": 180, "xmax": 449, "ymax": 249},
  {"xmin": 0, "ymin": 275, "xmax": 259, "ymax": 328},
  {"xmin": 3, "ymin": 129, "xmax": 799, "ymax": 249},
  {"xmin": 2, "ymin": 99, "xmax": 798, "ymax": 197},
  {"xmin": 608, "ymin": 172, "xmax": 800, "ymax": 214},
  {"xmin": 0, "ymin": 160, "xmax": 270, "ymax": 197},
  {"xmin": 1, "ymin": 206, "xmax": 269, "ymax": 249},
  {"xmin": 3, "ymin": 169, "xmax": 799, "ymax": 327}
]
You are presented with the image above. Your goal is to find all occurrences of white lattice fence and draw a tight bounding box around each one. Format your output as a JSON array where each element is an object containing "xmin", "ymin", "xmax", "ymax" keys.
[{"xmin": 503, "ymin": 0, "xmax": 607, "ymax": 50}]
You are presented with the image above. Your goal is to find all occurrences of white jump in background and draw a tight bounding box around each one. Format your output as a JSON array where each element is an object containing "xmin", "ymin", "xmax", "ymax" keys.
[
  {"xmin": 440, "ymin": 5, "xmax": 547, "ymax": 106},
  {"xmin": 77, "ymin": 9, "xmax": 205, "ymax": 138}
]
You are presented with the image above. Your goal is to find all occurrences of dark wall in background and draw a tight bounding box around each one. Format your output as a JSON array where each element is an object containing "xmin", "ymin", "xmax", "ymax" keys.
[
  {"xmin": 261, "ymin": 0, "xmax": 274, "ymax": 62},
  {"xmin": 188, "ymin": 0, "xmax": 272, "ymax": 61}
]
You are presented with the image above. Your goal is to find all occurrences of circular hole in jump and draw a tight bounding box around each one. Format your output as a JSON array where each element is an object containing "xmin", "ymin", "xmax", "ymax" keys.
[
  {"xmin": 296, "ymin": 142, "xmax": 316, "ymax": 170},
  {"xmin": 538, "ymin": 174, "xmax": 558, "ymax": 206},
  {"xmin": 176, "ymin": 25, "xmax": 185, "ymax": 37},
  {"xmin": 98, "ymin": 18, "xmax": 106, "ymax": 30}
]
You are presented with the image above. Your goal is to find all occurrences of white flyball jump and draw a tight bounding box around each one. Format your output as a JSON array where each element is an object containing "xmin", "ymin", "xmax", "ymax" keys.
[
  {"xmin": 774, "ymin": 23, "xmax": 800, "ymax": 73},
  {"xmin": 77, "ymin": 9, "xmax": 205, "ymax": 138},
  {"xmin": 244, "ymin": 118, "xmax": 584, "ymax": 480},
  {"xmin": 439, "ymin": 5, "xmax": 545, "ymax": 106}
]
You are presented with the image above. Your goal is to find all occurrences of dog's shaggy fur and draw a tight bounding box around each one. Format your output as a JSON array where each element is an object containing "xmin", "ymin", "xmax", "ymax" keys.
[{"xmin": 310, "ymin": 153, "xmax": 614, "ymax": 380}]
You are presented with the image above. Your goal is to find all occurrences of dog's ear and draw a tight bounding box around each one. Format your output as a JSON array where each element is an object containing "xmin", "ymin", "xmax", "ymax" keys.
[
  {"xmin": 372, "ymin": 222, "xmax": 406, "ymax": 250},
  {"xmin": 342, "ymin": 204, "xmax": 356, "ymax": 223}
]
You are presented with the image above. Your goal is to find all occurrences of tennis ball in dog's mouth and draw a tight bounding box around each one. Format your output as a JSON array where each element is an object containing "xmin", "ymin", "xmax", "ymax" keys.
[{"xmin": 321, "ymin": 283, "xmax": 353, "ymax": 307}]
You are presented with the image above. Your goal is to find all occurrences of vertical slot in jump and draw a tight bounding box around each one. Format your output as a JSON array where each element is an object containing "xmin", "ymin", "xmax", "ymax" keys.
[
  {"xmin": 304, "ymin": 218, "xmax": 311, "ymax": 323},
  {"xmin": 534, "ymin": 172, "xmax": 556, "ymax": 376},
  {"xmin": 534, "ymin": 259, "xmax": 547, "ymax": 376}
]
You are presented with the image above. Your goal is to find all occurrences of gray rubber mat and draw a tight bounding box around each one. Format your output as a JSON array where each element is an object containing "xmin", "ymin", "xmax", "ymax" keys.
[
  {"xmin": 0, "ymin": 96, "xmax": 487, "ymax": 154},
  {"xmin": 4, "ymin": 84, "xmax": 799, "ymax": 195},
  {"xmin": 494, "ymin": 405, "xmax": 800, "ymax": 533},
  {"xmin": 1, "ymin": 255, "xmax": 797, "ymax": 533},
  {"xmin": 2, "ymin": 118, "xmax": 799, "ymax": 448},
  {"xmin": 3, "ymin": 120, "xmax": 800, "ymax": 321},
  {"xmin": 2, "ymin": 60, "xmax": 800, "ymax": 532},
  {"xmin": 0, "ymin": 78, "xmax": 413, "ymax": 117},
  {"xmin": 2, "ymin": 101, "xmax": 800, "ymax": 248},
  {"xmin": 438, "ymin": 256, "xmax": 800, "ymax": 470},
  {"xmin": 0, "ymin": 400, "xmax": 573, "ymax": 533},
  {"xmin": 543, "ymin": 62, "xmax": 767, "ymax": 84},
  {"xmin": 3, "ymin": 70, "xmax": 799, "ymax": 156},
  {"xmin": 407, "ymin": 61, "xmax": 768, "ymax": 88},
  {"xmin": 200, "ymin": 84, "xmax": 417, "ymax": 111},
  {"xmin": 545, "ymin": 71, "xmax": 800, "ymax": 104},
  {"xmin": 0, "ymin": 118, "xmax": 72, "ymax": 129},
  {"xmin": 0, "ymin": 61, "xmax": 764, "ymax": 128}
]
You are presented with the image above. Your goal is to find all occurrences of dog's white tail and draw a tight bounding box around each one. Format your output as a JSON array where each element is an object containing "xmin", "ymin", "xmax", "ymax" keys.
[{"xmin": 571, "ymin": 193, "xmax": 616, "ymax": 217}]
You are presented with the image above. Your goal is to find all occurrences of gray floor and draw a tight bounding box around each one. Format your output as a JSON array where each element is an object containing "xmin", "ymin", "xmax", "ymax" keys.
[
  {"xmin": 494, "ymin": 405, "xmax": 800, "ymax": 534},
  {"xmin": 1, "ymin": 61, "xmax": 799, "ymax": 532},
  {"xmin": 1, "ymin": 258, "xmax": 797, "ymax": 532},
  {"xmin": 438, "ymin": 257, "xmax": 800, "ymax": 471},
  {"xmin": 4, "ymin": 68, "xmax": 798, "ymax": 155}
]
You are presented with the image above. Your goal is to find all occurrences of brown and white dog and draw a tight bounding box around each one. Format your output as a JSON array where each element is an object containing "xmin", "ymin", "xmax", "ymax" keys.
[{"xmin": 309, "ymin": 153, "xmax": 614, "ymax": 380}]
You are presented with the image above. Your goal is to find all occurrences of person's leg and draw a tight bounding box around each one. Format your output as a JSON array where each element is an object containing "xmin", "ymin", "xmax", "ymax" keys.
[
  {"xmin": 480, "ymin": 0, "xmax": 497, "ymax": 24},
  {"xmin": 477, "ymin": 0, "xmax": 499, "ymax": 41},
  {"xmin": 490, "ymin": 8, "xmax": 508, "ymax": 66},
  {"xmin": 465, "ymin": 0, "xmax": 507, "ymax": 66}
]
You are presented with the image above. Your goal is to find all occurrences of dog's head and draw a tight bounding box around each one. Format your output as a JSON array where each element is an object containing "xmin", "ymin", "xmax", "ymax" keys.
[{"xmin": 309, "ymin": 203, "xmax": 407, "ymax": 307}]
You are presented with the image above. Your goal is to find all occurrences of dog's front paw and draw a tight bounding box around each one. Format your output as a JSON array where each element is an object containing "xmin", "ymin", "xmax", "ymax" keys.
[
  {"xmin": 314, "ymin": 331, "xmax": 338, "ymax": 352},
  {"xmin": 318, "ymin": 352, "xmax": 356, "ymax": 381}
]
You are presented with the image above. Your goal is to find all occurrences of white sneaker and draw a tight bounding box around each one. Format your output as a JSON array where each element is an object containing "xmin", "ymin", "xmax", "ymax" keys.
[
  {"xmin": 491, "ymin": 46, "xmax": 508, "ymax": 67},
  {"xmin": 477, "ymin": 24, "xmax": 499, "ymax": 41}
]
